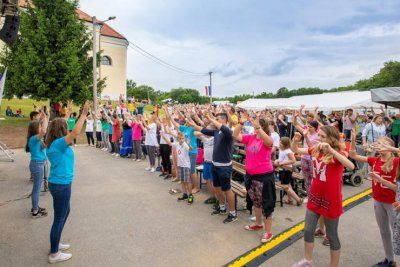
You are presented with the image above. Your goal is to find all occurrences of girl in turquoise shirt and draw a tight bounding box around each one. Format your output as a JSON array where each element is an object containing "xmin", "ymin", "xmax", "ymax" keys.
[
  {"xmin": 45, "ymin": 101, "xmax": 89, "ymax": 264},
  {"xmin": 26, "ymin": 111, "xmax": 48, "ymax": 218}
]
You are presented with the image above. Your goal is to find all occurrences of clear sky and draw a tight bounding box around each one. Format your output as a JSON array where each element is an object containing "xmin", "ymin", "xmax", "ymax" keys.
[{"xmin": 79, "ymin": 0, "xmax": 400, "ymax": 97}]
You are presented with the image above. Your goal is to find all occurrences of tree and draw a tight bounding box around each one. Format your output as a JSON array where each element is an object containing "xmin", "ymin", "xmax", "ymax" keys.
[
  {"xmin": 169, "ymin": 88, "xmax": 201, "ymax": 103},
  {"xmin": 127, "ymin": 84, "xmax": 157, "ymax": 101},
  {"xmin": 126, "ymin": 79, "xmax": 136, "ymax": 89},
  {"xmin": 0, "ymin": 0, "xmax": 99, "ymax": 106}
]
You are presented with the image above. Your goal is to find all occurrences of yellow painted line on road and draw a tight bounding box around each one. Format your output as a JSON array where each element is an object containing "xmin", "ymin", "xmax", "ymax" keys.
[{"xmin": 228, "ymin": 188, "xmax": 372, "ymax": 267}]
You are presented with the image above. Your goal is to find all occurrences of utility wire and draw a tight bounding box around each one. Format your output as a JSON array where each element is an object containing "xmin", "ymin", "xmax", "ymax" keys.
[{"xmin": 127, "ymin": 40, "xmax": 209, "ymax": 76}]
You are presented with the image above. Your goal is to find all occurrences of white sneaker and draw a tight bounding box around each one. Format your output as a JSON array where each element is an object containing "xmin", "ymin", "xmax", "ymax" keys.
[
  {"xmin": 150, "ymin": 167, "xmax": 155, "ymax": 172},
  {"xmin": 112, "ymin": 153, "xmax": 116, "ymax": 156},
  {"xmin": 136, "ymin": 159, "xmax": 141, "ymax": 162},
  {"xmin": 115, "ymin": 154, "xmax": 120, "ymax": 158},
  {"xmin": 59, "ymin": 243, "xmax": 70, "ymax": 251},
  {"xmin": 292, "ymin": 259, "xmax": 315, "ymax": 267},
  {"xmin": 73, "ymin": 144, "xmax": 77, "ymax": 147},
  {"xmin": 48, "ymin": 251, "xmax": 72, "ymax": 264},
  {"xmin": 145, "ymin": 167, "xmax": 151, "ymax": 171}
]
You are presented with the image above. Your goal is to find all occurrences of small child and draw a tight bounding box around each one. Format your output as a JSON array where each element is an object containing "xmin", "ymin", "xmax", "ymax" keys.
[
  {"xmin": 162, "ymin": 131, "xmax": 194, "ymax": 205},
  {"xmin": 67, "ymin": 112, "xmax": 77, "ymax": 146},
  {"xmin": 85, "ymin": 114, "xmax": 95, "ymax": 146},
  {"xmin": 274, "ymin": 137, "xmax": 303, "ymax": 206}
]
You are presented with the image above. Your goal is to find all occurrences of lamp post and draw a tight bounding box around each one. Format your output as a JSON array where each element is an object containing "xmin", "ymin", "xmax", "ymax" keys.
[{"xmin": 92, "ymin": 16, "xmax": 116, "ymax": 126}]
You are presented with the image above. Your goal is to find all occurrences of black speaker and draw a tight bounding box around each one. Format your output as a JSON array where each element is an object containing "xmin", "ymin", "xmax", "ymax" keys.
[{"xmin": 0, "ymin": 15, "xmax": 19, "ymax": 44}]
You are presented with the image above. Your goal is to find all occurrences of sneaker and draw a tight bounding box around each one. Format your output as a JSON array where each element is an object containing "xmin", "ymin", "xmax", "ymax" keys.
[
  {"xmin": 136, "ymin": 159, "xmax": 142, "ymax": 162},
  {"xmin": 48, "ymin": 252, "xmax": 72, "ymax": 264},
  {"xmin": 223, "ymin": 213, "xmax": 238, "ymax": 224},
  {"xmin": 31, "ymin": 207, "xmax": 46, "ymax": 214},
  {"xmin": 32, "ymin": 210, "xmax": 47, "ymax": 219},
  {"xmin": 244, "ymin": 224, "xmax": 263, "ymax": 231},
  {"xmin": 112, "ymin": 153, "xmax": 116, "ymax": 156},
  {"xmin": 292, "ymin": 259, "xmax": 315, "ymax": 267},
  {"xmin": 211, "ymin": 207, "xmax": 227, "ymax": 215},
  {"xmin": 164, "ymin": 174, "xmax": 172, "ymax": 180},
  {"xmin": 249, "ymin": 215, "xmax": 256, "ymax": 222},
  {"xmin": 314, "ymin": 228, "xmax": 325, "ymax": 238},
  {"xmin": 150, "ymin": 167, "xmax": 155, "ymax": 172},
  {"xmin": 212, "ymin": 201, "xmax": 220, "ymax": 210},
  {"xmin": 187, "ymin": 194, "xmax": 194, "ymax": 205},
  {"xmin": 261, "ymin": 232, "xmax": 274, "ymax": 243},
  {"xmin": 372, "ymin": 259, "xmax": 396, "ymax": 267},
  {"xmin": 59, "ymin": 243, "xmax": 71, "ymax": 251},
  {"xmin": 204, "ymin": 197, "xmax": 217, "ymax": 204},
  {"xmin": 159, "ymin": 173, "xmax": 167, "ymax": 177},
  {"xmin": 73, "ymin": 144, "xmax": 77, "ymax": 147},
  {"xmin": 322, "ymin": 237, "xmax": 330, "ymax": 246},
  {"xmin": 145, "ymin": 167, "xmax": 151, "ymax": 171},
  {"xmin": 177, "ymin": 194, "xmax": 188, "ymax": 201}
]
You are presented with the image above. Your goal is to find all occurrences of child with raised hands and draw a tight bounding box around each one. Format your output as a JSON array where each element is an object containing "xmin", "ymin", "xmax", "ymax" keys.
[
  {"xmin": 162, "ymin": 131, "xmax": 194, "ymax": 205},
  {"xmin": 291, "ymin": 125, "xmax": 354, "ymax": 267},
  {"xmin": 349, "ymin": 130, "xmax": 399, "ymax": 267}
]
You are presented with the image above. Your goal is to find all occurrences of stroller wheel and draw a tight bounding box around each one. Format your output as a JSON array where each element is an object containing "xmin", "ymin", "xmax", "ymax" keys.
[{"xmin": 350, "ymin": 172, "xmax": 363, "ymax": 187}]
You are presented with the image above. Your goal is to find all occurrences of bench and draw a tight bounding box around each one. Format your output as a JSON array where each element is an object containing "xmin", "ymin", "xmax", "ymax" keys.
[{"xmin": 232, "ymin": 161, "xmax": 284, "ymax": 208}]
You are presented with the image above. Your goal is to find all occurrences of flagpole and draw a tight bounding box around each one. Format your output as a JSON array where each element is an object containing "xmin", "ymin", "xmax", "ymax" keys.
[{"xmin": 209, "ymin": 71, "xmax": 212, "ymax": 104}]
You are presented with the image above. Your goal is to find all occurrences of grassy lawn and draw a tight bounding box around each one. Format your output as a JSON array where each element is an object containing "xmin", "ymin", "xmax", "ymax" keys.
[{"xmin": 0, "ymin": 98, "xmax": 159, "ymax": 148}]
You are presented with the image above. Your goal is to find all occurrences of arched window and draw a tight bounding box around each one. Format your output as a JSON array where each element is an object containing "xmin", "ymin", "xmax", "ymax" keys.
[{"xmin": 101, "ymin": 56, "xmax": 112, "ymax": 66}]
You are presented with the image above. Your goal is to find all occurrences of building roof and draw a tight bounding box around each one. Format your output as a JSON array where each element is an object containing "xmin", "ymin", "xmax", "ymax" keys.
[{"xmin": 19, "ymin": 0, "xmax": 127, "ymax": 40}]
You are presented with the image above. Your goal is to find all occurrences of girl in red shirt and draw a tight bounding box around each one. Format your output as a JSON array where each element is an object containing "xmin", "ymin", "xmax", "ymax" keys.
[
  {"xmin": 349, "ymin": 134, "xmax": 398, "ymax": 267},
  {"xmin": 291, "ymin": 125, "xmax": 354, "ymax": 267}
]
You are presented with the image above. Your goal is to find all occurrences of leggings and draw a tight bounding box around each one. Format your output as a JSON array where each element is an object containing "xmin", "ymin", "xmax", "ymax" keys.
[
  {"xmin": 114, "ymin": 141, "xmax": 120, "ymax": 154},
  {"xmin": 374, "ymin": 200, "xmax": 395, "ymax": 261},
  {"xmin": 86, "ymin": 132, "xmax": 94, "ymax": 145},
  {"xmin": 102, "ymin": 130, "xmax": 110, "ymax": 150},
  {"xmin": 133, "ymin": 140, "xmax": 142, "ymax": 159},
  {"xmin": 146, "ymin": 145, "xmax": 156, "ymax": 166},
  {"xmin": 304, "ymin": 209, "xmax": 341, "ymax": 251},
  {"xmin": 159, "ymin": 144, "xmax": 172, "ymax": 174}
]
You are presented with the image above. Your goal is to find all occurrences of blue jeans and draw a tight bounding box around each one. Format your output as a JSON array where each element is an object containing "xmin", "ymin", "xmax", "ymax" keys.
[
  {"xmin": 344, "ymin": 129, "xmax": 352, "ymax": 142},
  {"xmin": 30, "ymin": 160, "xmax": 45, "ymax": 210},
  {"xmin": 49, "ymin": 183, "xmax": 71, "ymax": 254}
]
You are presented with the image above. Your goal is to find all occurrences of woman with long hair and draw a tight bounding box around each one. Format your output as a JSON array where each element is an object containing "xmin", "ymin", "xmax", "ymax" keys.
[
  {"xmin": 349, "ymin": 134, "xmax": 399, "ymax": 267},
  {"xmin": 233, "ymin": 114, "xmax": 276, "ymax": 243},
  {"xmin": 26, "ymin": 111, "xmax": 48, "ymax": 218},
  {"xmin": 111, "ymin": 114, "xmax": 121, "ymax": 157},
  {"xmin": 131, "ymin": 114, "xmax": 144, "ymax": 161},
  {"xmin": 143, "ymin": 113, "xmax": 159, "ymax": 172},
  {"xmin": 46, "ymin": 101, "xmax": 89, "ymax": 263},
  {"xmin": 291, "ymin": 125, "xmax": 354, "ymax": 267}
]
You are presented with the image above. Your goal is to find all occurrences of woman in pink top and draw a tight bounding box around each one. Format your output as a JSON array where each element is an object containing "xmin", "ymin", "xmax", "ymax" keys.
[
  {"xmin": 233, "ymin": 114, "xmax": 275, "ymax": 244},
  {"xmin": 131, "ymin": 115, "xmax": 144, "ymax": 161},
  {"xmin": 111, "ymin": 114, "xmax": 121, "ymax": 157}
]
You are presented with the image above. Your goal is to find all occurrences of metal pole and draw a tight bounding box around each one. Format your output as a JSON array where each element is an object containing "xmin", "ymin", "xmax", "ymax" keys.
[
  {"xmin": 92, "ymin": 16, "xmax": 98, "ymax": 126},
  {"xmin": 209, "ymin": 71, "xmax": 212, "ymax": 104}
]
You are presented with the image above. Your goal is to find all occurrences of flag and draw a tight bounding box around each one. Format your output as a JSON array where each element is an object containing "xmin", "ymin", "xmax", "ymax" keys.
[
  {"xmin": 0, "ymin": 68, "xmax": 7, "ymax": 106},
  {"xmin": 204, "ymin": 85, "xmax": 212, "ymax": 96}
]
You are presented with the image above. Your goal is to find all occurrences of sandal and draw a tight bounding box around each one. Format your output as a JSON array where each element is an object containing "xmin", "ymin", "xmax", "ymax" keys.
[
  {"xmin": 244, "ymin": 224, "xmax": 263, "ymax": 231},
  {"xmin": 284, "ymin": 199, "xmax": 294, "ymax": 205},
  {"xmin": 297, "ymin": 198, "xmax": 304, "ymax": 206},
  {"xmin": 171, "ymin": 177, "xmax": 180, "ymax": 182},
  {"xmin": 168, "ymin": 188, "xmax": 181, "ymax": 195}
]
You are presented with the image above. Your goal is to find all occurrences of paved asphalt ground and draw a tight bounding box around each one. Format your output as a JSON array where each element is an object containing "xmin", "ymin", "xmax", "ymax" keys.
[{"xmin": 0, "ymin": 147, "xmax": 398, "ymax": 266}]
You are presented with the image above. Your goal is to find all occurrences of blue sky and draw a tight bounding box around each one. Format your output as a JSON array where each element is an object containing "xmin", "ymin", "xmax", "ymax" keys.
[{"xmin": 79, "ymin": 0, "xmax": 400, "ymax": 97}]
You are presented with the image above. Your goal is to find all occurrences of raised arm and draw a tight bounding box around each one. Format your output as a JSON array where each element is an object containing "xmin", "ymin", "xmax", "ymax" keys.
[
  {"xmin": 321, "ymin": 143, "xmax": 355, "ymax": 170},
  {"xmin": 291, "ymin": 132, "xmax": 309, "ymax": 155},
  {"xmin": 251, "ymin": 117, "xmax": 272, "ymax": 147},
  {"xmin": 348, "ymin": 130, "xmax": 368, "ymax": 163},
  {"xmin": 65, "ymin": 101, "xmax": 89, "ymax": 145}
]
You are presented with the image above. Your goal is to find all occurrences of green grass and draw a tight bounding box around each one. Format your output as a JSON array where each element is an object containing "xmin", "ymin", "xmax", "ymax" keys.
[{"xmin": 0, "ymin": 98, "xmax": 49, "ymax": 127}]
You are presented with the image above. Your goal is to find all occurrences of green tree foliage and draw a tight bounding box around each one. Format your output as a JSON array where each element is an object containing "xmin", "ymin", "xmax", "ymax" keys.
[
  {"xmin": 0, "ymin": 0, "xmax": 100, "ymax": 105},
  {"xmin": 169, "ymin": 88, "xmax": 202, "ymax": 103},
  {"xmin": 127, "ymin": 84, "xmax": 158, "ymax": 101}
]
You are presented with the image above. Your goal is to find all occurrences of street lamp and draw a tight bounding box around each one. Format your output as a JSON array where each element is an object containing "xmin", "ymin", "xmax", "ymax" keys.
[{"xmin": 92, "ymin": 15, "xmax": 116, "ymax": 125}]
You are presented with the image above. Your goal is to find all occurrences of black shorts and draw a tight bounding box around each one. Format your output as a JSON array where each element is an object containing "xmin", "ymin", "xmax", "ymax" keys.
[
  {"xmin": 279, "ymin": 170, "xmax": 293, "ymax": 185},
  {"xmin": 212, "ymin": 165, "xmax": 232, "ymax": 191}
]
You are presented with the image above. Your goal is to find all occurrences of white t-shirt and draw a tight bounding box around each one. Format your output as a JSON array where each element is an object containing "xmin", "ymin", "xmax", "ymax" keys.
[
  {"xmin": 144, "ymin": 123, "xmax": 159, "ymax": 146},
  {"xmin": 96, "ymin": 120, "xmax": 102, "ymax": 132},
  {"xmin": 160, "ymin": 125, "xmax": 172, "ymax": 145},
  {"xmin": 85, "ymin": 119, "xmax": 94, "ymax": 132},
  {"xmin": 173, "ymin": 142, "xmax": 191, "ymax": 168},
  {"xmin": 271, "ymin": 132, "xmax": 280, "ymax": 148},
  {"xmin": 278, "ymin": 148, "xmax": 293, "ymax": 168},
  {"xmin": 200, "ymin": 136, "xmax": 214, "ymax": 162}
]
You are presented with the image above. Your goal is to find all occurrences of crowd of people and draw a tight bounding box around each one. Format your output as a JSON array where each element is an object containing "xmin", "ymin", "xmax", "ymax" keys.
[{"xmin": 25, "ymin": 99, "xmax": 400, "ymax": 266}]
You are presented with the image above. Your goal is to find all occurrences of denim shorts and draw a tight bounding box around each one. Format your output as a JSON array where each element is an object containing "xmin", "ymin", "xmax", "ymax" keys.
[
  {"xmin": 203, "ymin": 162, "xmax": 214, "ymax": 181},
  {"xmin": 189, "ymin": 153, "xmax": 197, "ymax": 174},
  {"xmin": 212, "ymin": 165, "xmax": 232, "ymax": 191}
]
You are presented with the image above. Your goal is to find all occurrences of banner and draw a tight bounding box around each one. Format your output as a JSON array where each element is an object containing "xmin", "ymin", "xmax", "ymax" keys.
[
  {"xmin": 204, "ymin": 85, "xmax": 212, "ymax": 96},
  {"xmin": 0, "ymin": 68, "xmax": 7, "ymax": 106}
]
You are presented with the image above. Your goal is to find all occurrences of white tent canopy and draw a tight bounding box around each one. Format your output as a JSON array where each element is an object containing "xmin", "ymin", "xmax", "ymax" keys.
[
  {"xmin": 371, "ymin": 87, "xmax": 400, "ymax": 109},
  {"xmin": 237, "ymin": 91, "xmax": 381, "ymax": 111}
]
